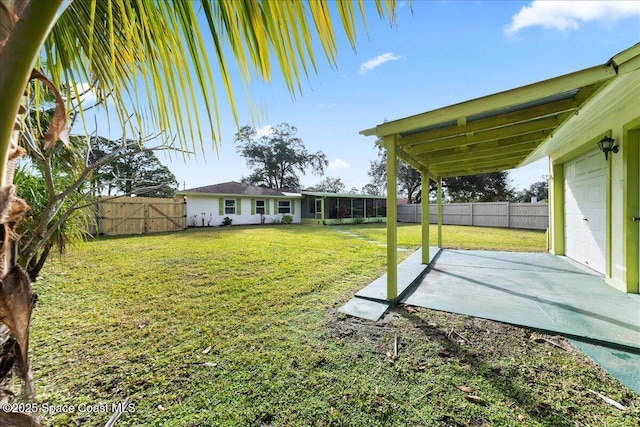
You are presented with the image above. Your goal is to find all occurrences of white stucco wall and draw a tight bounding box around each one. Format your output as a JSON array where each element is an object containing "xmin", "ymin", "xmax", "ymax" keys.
[{"xmin": 184, "ymin": 195, "xmax": 301, "ymax": 226}]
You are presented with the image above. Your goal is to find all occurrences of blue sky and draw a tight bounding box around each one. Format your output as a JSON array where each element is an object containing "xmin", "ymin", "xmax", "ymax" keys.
[{"xmin": 96, "ymin": 1, "xmax": 640, "ymax": 193}]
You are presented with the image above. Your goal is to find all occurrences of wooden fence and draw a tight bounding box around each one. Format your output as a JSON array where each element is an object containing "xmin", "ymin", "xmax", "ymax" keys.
[
  {"xmin": 96, "ymin": 196, "xmax": 186, "ymax": 235},
  {"xmin": 397, "ymin": 202, "xmax": 548, "ymax": 230}
]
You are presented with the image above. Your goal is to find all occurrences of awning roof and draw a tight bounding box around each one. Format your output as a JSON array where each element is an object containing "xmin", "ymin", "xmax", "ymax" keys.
[{"xmin": 361, "ymin": 43, "xmax": 640, "ymax": 178}]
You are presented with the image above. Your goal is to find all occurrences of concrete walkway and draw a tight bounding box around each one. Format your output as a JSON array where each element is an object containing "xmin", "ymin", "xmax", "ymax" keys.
[
  {"xmin": 338, "ymin": 246, "xmax": 439, "ymax": 321},
  {"xmin": 402, "ymin": 250, "xmax": 640, "ymax": 394}
]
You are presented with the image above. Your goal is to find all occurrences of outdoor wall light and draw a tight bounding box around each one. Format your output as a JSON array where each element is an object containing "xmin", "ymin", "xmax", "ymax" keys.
[{"xmin": 597, "ymin": 136, "xmax": 618, "ymax": 160}]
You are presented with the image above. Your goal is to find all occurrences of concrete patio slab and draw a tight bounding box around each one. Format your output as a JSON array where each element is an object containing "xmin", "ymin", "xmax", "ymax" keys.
[
  {"xmin": 569, "ymin": 339, "xmax": 640, "ymax": 394},
  {"xmin": 401, "ymin": 249, "xmax": 640, "ymax": 394},
  {"xmin": 339, "ymin": 247, "xmax": 440, "ymax": 321},
  {"xmin": 355, "ymin": 246, "xmax": 440, "ymax": 302},
  {"xmin": 402, "ymin": 250, "xmax": 639, "ymax": 350},
  {"xmin": 337, "ymin": 298, "xmax": 390, "ymax": 322}
]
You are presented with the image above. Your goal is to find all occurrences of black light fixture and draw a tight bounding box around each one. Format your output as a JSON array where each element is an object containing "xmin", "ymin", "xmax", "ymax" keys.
[{"xmin": 597, "ymin": 136, "xmax": 618, "ymax": 160}]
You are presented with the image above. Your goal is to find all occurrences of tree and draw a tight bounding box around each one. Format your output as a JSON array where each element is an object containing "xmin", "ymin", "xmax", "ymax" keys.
[
  {"xmin": 307, "ymin": 177, "xmax": 345, "ymax": 193},
  {"xmin": 0, "ymin": 0, "xmax": 397, "ymax": 411},
  {"xmin": 368, "ymin": 145, "xmax": 423, "ymax": 203},
  {"xmin": 18, "ymin": 104, "xmax": 178, "ymax": 281},
  {"xmin": 361, "ymin": 183, "xmax": 382, "ymax": 196},
  {"xmin": 444, "ymin": 172, "xmax": 515, "ymax": 202},
  {"xmin": 90, "ymin": 137, "xmax": 178, "ymax": 198},
  {"xmin": 14, "ymin": 163, "xmax": 92, "ymax": 281},
  {"xmin": 235, "ymin": 123, "xmax": 327, "ymax": 189},
  {"xmin": 348, "ymin": 187, "xmax": 359, "ymax": 195},
  {"xmin": 13, "ymin": 84, "xmax": 179, "ymax": 282},
  {"xmin": 513, "ymin": 180, "xmax": 549, "ymax": 203}
]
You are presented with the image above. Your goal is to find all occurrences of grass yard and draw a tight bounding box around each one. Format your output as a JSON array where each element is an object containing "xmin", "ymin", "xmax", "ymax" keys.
[
  {"xmin": 340, "ymin": 224, "xmax": 547, "ymax": 251},
  {"xmin": 28, "ymin": 225, "xmax": 638, "ymax": 426}
]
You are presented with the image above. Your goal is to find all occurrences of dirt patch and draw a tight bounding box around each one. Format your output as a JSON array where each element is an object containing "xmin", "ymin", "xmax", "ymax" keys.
[{"xmin": 326, "ymin": 305, "xmax": 640, "ymax": 426}]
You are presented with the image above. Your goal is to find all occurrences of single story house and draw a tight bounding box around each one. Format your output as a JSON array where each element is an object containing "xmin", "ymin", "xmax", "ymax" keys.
[
  {"xmin": 362, "ymin": 42, "xmax": 640, "ymax": 297},
  {"xmin": 178, "ymin": 182, "xmax": 388, "ymax": 226},
  {"xmin": 178, "ymin": 181, "xmax": 302, "ymax": 226}
]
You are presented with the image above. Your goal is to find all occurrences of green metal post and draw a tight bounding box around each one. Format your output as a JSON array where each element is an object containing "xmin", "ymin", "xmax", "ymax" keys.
[
  {"xmin": 421, "ymin": 170, "xmax": 430, "ymax": 264},
  {"xmin": 550, "ymin": 160, "xmax": 565, "ymax": 255},
  {"xmin": 386, "ymin": 136, "xmax": 398, "ymax": 301},
  {"xmin": 437, "ymin": 177, "xmax": 443, "ymax": 248}
]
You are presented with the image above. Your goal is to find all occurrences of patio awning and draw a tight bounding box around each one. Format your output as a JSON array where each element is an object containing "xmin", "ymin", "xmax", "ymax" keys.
[{"xmin": 361, "ymin": 43, "xmax": 640, "ymax": 178}]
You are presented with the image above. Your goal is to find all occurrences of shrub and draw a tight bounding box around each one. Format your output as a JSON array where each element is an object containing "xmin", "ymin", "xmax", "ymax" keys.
[
  {"xmin": 221, "ymin": 217, "xmax": 233, "ymax": 226},
  {"xmin": 353, "ymin": 216, "xmax": 364, "ymax": 224},
  {"xmin": 281, "ymin": 215, "xmax": 294, "ymax": 224}
]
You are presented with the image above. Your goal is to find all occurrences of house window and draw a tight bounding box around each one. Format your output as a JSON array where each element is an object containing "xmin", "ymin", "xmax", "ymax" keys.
[
  {"xmin": 224, "ymin": 199, "xmax": 236, "ymax": 215},
  {"xmin": 256, "ymin": 200, "xmax": 266, "ymax": 215},
  {"xmin": 278, "ymin": 200, "xmax": 291, "ymax": 214}
]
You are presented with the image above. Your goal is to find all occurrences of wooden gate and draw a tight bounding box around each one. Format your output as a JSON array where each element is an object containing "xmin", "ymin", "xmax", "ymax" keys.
[{"xmin": 97, "ymin": 197, "xmax": 186, "ymax": 235}]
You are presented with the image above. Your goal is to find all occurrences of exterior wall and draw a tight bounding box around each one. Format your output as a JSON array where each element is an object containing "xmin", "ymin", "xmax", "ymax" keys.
[
  {"xmin": 185, "ymin": 195, "xmax": 301, "ymax": 226},
  {"xmin": 546, "ymin": 70, "xmax": 640, "ymax": 292}
]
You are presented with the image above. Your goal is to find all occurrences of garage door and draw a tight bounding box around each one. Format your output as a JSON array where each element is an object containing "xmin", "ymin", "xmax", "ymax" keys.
[{"xmin": 564, "ymin": 149, "xmax": 606, "ymax": 274}]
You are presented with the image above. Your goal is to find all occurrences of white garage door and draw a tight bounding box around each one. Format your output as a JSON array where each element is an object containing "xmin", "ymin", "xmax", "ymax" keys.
[{"xmin": 564, "ymin": 149, "xmax": 607, "ymax": 274}]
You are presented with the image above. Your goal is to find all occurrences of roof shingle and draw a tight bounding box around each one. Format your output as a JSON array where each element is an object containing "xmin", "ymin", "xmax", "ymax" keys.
[{"xmin": 180, "ymin": 181, "xmax": 295, "ymax": 196}]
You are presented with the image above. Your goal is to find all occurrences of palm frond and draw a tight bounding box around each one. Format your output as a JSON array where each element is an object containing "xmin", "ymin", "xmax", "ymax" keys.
[{"xmin": 39, "ymin": 0, "xmax": 397, "ymax": 155}]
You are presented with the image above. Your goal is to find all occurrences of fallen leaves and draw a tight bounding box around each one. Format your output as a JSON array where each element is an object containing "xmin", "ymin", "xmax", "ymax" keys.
[
  {"xmin": 446, "ymin": 326, "xmax": 471, "ymax": 345},
  {"xmin": 457, "ymin": 385, "xmax": 487, "ymax": 406},
  {"xmin": 530, "ymin": 334, "xmax": 573, "ymax": 352},
  {"xmin": 465, "ymin": 395, "xmax": 488, "ymax": 405},
  {"xmin": 400, "ymin": 304, "xmax": 417, "ymax": 314},
  {"xmin": 456, "ymin": 385, "xmax": 475, "ymax": 393}
]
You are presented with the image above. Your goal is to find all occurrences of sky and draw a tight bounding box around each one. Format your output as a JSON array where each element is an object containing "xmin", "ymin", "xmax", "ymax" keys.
[{"xmin": 89, "ymin": 1, "xmax": 640, "ymax": 193}]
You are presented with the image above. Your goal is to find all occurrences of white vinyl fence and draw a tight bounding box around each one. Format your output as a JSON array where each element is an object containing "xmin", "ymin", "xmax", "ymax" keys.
[{"xmin": 397, "ymin": 202, "xmax": 548, "ymax": 230}]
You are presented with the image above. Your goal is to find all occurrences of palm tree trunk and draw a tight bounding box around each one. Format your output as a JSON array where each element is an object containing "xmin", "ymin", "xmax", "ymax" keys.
[
  {"xmin": 0, "ymin": 1, "xmax": 63, "ymax": 181},
  {"xmin": 0, "ymin": 0, "xmax": 64, "ymax": 409}
]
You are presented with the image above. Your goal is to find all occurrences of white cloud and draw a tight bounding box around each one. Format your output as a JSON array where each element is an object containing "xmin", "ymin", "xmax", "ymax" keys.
[
  {"xmin": 358, "ymin": 53, "xmax": 401, "ymax": 74},
  {"xmin": 67, "ymin": 82, "xmax": 100, "ymax": 106},
  {"xmin": 505, "ymin": 1, "xmax": 640, "ymax": 36},
  {"xmin": 328, "ymin": 158, "xmax": 350, "ymax": 170},
  {"xmin": 255, "ymin": 125, "xmax": 273, "ymax": 138},
  {"xmin": 318, "ymin": 103, "xmax": 337, "ymax": 109}
]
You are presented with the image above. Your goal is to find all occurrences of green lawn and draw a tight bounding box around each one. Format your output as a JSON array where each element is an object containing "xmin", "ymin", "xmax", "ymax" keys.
[
  {"xmin": 340, "ymin": 223, "xmax": 547, "ymax": 251},
  {"xmin": 28, "ymin": 225, "xmax": 638, "ymax": 426}
]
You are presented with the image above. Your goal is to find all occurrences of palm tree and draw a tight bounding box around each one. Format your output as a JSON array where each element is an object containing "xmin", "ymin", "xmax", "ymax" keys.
[{"xmin": 0, "ymin": 0, "xmax": 397, "ymax": 418}]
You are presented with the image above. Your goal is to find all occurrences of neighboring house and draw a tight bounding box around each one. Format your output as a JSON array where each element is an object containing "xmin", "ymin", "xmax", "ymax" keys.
[
  {"xmin": 178, "ymin": 181, "xmax": 301, "ymax": 226},
  {"xmin": 300, "ymin": 191, "xmax": 387, "ymax": 225},
  {"xmin": 362, "ymin": 42, "xmax": 640, "ymax": 295}
]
